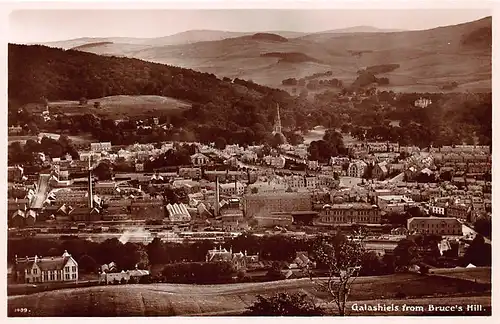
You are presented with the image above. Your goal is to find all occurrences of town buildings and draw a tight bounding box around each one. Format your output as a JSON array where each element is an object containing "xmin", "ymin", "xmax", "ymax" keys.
[
  {"xmin": 90, "ymin": 142, "xmax": 112, "ymax": 153},
  {"xmin": 243, "ymin": 192, "xmax": 312, "ymax": 219},
  {"xmin": 318, "ymin": 203, "xmax": 381, "ymax": 225},
  {"xmin": 407, "ymin": 217, "xmax": 463, "ymax": 236},
  {"xmin": 166, "ymin": 203, "xmax": 191, "ymax": 222}
]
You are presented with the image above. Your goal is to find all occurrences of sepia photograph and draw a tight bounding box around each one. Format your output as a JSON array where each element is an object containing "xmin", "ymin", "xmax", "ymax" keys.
[{"xmin": 5, "ymin": 1, "xmax": 493, "ymax": 317}]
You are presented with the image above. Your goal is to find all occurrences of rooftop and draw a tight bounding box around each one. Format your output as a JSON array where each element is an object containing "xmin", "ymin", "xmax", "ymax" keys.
[{"xmin": 322, "ymin": 203, "xmax": 378, "ymax": 209}]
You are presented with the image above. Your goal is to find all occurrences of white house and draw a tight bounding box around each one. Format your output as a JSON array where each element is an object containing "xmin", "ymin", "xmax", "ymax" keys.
[
  {"xmin": 14, "ymin": 250, "xmax": 78, "ymax": 284},
  {"xmin": 191, "ymin": 153, "xmax": 210, "ymax": 166},
  {"xmin": 264, "ymin": 155, "xmax": 286, "ymax": 169},
  {"xmin": 90, "ymin": 142, "xmax": 112, "ymax": 153},
  {"xmin": 347, "ymin": 161, "xmax": 367, "ymax": 178},
  {"xmin": 219, "ymin": 181, "xmax": 246, "ymax": 196}
]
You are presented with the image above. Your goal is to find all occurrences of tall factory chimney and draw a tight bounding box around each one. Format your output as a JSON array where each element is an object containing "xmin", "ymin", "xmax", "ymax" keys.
[
  {"xmin": 214, "ymin": 176, "xmax": 220, "ymax": 217},
  {"xmin": 88, "ymin": 155, "xmax": 93, "ymax": 209}
]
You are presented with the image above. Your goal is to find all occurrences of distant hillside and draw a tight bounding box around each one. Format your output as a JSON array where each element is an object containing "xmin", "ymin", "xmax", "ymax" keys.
[
  {"xmin": 31, "ymin": 17, "xmax": 492, "ymax": 92},
  {"xmin": 143, "ymin": 30, "xmax": 250, "ymax": 46},
  {"xmin": 319, "ymin": 25, "xmax": 405, "ymax": 34},
  {"xmin": 461, "ymin": 25, "xmax": 492, "ymax": 49},
  {"xmin": 261, "ymin": 52, "xmax": 320, "ymax": 63},
  {"xmin": 71, "ymin": 41, "xmax": 113, "ymax": 50},
  {"xmin": 40, "ymin": 30, "xmax": 302, "ymax": 49},
  {"xmin": 8, "ymin": 44, "xmax": 299, "ymax": 128},
  {"xmin": 40, "ymin": 37, "xmax": 150, "ymax": 50},
  {"xmin": 250, "ymin": 33, "xmax": 288, "ymax": 42},
  {"xmin": 360, "ymin": 64, "xmax": 401, "ymax": 75}
]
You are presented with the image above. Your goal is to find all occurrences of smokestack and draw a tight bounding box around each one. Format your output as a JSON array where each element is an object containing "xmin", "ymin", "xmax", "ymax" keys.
[
  {"xmin": 88, "ymin": 155, "xmax": 93, "ymax": 209},
  {"xmin": 215, "ymin": 176, "xmax": 220, "ymax": 217}
]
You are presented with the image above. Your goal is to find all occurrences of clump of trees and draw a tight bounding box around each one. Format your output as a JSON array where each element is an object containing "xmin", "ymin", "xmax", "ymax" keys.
[
  {"xmin": 8, "ymin": 237, "xmax": 150, "ymax": 273},
  {"xmin": 246, "ymin": 293, "xmax": 324, "ymax": 316},
  {"xmin": 474, "ymin": 218, "xmax": 492, "ymax": 238},
  {"xmin": 8, "ymin": 135, "xmax": 80, "ymax": 165},
  {"xmin": 462, "ymin": 235, "xmax": 491, "ymax": 267},
  {"xmin": 159, "ymin": 261, "xmax": 236, "ymax": 284},
  {"xmin": 308, "ymin": 129, "xmax": 347, "ymax": 162}
]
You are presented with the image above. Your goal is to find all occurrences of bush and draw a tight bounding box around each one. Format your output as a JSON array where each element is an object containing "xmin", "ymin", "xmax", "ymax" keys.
[
  {"xmin": 266, "ymin": 262, "xmax": 286, "ymax": 281},
  {"xmin": 246, "ymin": 293, "xmax": 324, "ymax": 316}
]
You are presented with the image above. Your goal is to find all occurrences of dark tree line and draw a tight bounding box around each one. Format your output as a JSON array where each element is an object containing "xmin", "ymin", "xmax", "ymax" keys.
[{"xmin": 8, "ymin": 135, "xmax": 79, "ymax": 165}]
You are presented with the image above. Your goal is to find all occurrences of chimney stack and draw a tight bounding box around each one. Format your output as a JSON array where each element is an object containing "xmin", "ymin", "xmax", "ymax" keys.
[
  {"xmin": 214, "ymin": 176, "xmax": 220, "ymax": 217},
  {"xmin": 88, "ymin": 155, "xmax": 93, "ymax": 209}
]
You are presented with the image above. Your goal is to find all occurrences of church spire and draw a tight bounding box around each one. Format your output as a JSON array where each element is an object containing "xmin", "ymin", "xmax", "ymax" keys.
[{"xmin": 273, "ymin": 103, "xmax": 282, "ymax": 134}]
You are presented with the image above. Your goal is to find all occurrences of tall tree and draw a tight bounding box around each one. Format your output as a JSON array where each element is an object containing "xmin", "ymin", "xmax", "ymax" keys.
[{"xmin": 305, "ymin": 232, "xmax": 365, "ymax": 316}]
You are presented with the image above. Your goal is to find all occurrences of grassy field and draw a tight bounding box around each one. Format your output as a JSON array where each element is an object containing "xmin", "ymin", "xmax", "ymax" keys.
[
  {"xmin": 429, "ymin": 267, "xmax": 491, "ymax": 284},
  {"xmin": 50, "ymin": 95, "xmax": 191, "ymax": 118},
  {"xmin": 8, "ymin": 133, "xmax": 94, "ymax": 145},
  {"xmin": 8, "ymin": 272, "xmax": 491, "ymax": 317}
]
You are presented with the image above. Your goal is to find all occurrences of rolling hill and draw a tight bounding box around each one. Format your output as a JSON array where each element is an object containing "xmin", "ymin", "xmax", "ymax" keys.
[
  {"xmin": 316, "ymin": 26, "xmax": 405, "ymax": 34},
  {"xmin": 8, "ymin": 272, "xmax": 491, "ymax": 316},
  {"xmin": 37, "ymin": 17, "xmax": 491, "ymax": 91},
  {"xmin": 39, "ymin": 30, "xmax": 307, "ymax": 50}
]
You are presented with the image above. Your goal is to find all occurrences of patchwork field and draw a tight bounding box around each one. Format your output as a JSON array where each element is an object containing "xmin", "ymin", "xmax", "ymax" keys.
[{"xmin": 8, "ymin": 272, "xmax": 491, "ymax": 316}]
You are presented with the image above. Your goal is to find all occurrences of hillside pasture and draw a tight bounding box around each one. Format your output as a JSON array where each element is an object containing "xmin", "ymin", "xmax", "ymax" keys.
[
  {"xmin": 49, "ymin": 95, "xmax": 191, "ymax": 118},
  {"xmin": 429, "ymin": 267, "xmax": 491, "ymax": 284},
  {"xmin": 8, "ymin": 273, "xmax": 491, "ymax": 317}
]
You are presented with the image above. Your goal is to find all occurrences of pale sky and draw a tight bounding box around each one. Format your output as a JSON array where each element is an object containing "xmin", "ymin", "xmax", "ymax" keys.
[{"xmin": 9, "ymin": 9, "xmax": 492, "ymax": 43}]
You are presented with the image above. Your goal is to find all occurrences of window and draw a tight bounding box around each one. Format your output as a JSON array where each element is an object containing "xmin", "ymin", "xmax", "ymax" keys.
[
  {"xmin": 72, "ymin": 274, "xmax": 77, "ymax": 279},
  {"xmin": 72, "ymin": 266, "xmax": 76, "ymax": 272},
  {"xmin": 33, "ymin": 268, "xmax": 37, "ymax": 275},
  {"xmin": 65, "ymin": 266, "xmax": 70, "ymax": 272},
  {"xmin": 44, "ymin": 272, "xmax": 48, "ymax": 281},
  {"xmin": 26, "ymin": 269, "xmax": 31, "ymax": 275},
  {"xmin": 50, "ymin": 272, "xmax": 55, "ymax": 281},
  {"xmin": 65, "ymin": 274, "xmax": 70, "ymax": 280},
  {"xmin": 57, "ymin": 272, "xmax": 61, "ymax": 280}
]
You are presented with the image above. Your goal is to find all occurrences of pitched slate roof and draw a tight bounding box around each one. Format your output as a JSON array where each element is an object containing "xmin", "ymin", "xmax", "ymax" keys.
[
  {"xmin": 12, "ymin": 210, "xmax": 25, "ymax": 218},
  {"xmin": 36, "ymin": 256, "xmax": 71, "ymax": 271},
  {"xmin": 15, "ymin": 255, "xmax": 73, "ymax": 272}
]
